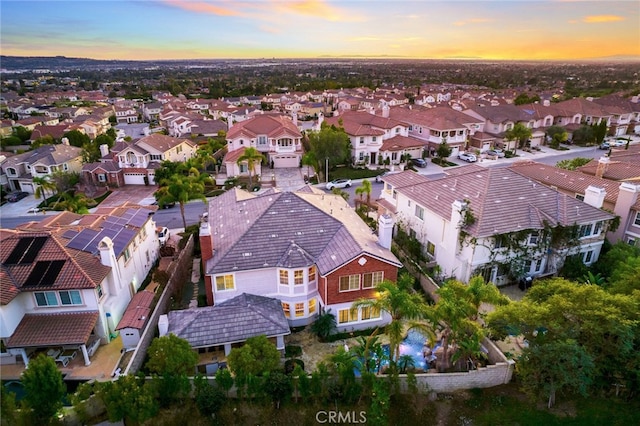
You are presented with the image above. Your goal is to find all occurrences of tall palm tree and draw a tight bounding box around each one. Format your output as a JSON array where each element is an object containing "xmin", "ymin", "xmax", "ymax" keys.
[
  {"xmin": 301, "ymin": 151, "xmax": 317, "ymax": 180},
  {"xmin": 504, "ymin": 122, "xmax": 532, "ymax": 155},
  {"xmin": 237, "ymin": 147, "xmax": 265, "ymax": 188},
  {"xmin": 355, "ymin": 179, "xmax": 372, "ymax": 209},
  {"xmin": 154, "ymin": 167, "xmax": 211, "ymax": 229},
  {"xmin": 32, "ymin": 176, "xmax": 57, "ymax": 206},
  {"xmin": 352, "ymin": 273, "xmax": 434, "ymax": 364}
]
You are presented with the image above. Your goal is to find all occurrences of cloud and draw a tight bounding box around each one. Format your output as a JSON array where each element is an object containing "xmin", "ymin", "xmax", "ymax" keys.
[
  {"xmin": 349, "ymin": 36, "xmax": 381, "ymax": 42},
  {"xmin": 453, "ymin": 18, "xmax": 491, "ymax": 27},
  {"xmin": 583, "ymin": 15, "xmax": 624, "ymax": 23},
  {"xmin": 162, "ymin": 0, "xmax": 243, "ymax": 17},
  {"xmin": 273, "ymin": 0, "xmax": 362, "ymax": 22}
]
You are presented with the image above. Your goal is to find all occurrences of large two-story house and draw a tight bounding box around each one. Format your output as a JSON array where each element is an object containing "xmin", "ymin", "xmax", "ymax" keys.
[
  {"xmin": 377, "ymin": 168, "xmax": 615, "ymax": 285},
  {"xmin": 224, "ymin": 113, "xmax": 303, "ymax": 170},
  {"xmin": 1, "ymin": 143, "xmax": 83, "ymax": 194},
  {"xmin": 1, "ymin": 206, "xmax": 159, "ymax": 368},
  {"xmin": 199, "ymin": 187, "xmax": 402, "ymax": 332}
]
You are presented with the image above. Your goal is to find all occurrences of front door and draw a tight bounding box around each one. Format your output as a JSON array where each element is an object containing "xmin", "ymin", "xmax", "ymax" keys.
[{"xmin": 370, "ymin": 152, "xmax": 376, "ymax": 165}]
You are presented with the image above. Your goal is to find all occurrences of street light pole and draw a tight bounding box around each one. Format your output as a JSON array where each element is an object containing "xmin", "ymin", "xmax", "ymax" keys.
[{"xmin": 325, "ymin": 157, "xmax": 329, "ymax": 183}]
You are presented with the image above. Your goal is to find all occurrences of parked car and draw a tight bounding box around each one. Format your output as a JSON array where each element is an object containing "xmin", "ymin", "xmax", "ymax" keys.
[
  {"xmin": 411, "ymin": 158, "xmax": 428, "ymax": 168},
  {"xmin": 485, "ymin": 149, "xmax": 505, "ymax": 158},
  {"xmin": 610, "ymin": 139, "xmax": 627, "ymax": 147},
  {"xmin": 157, "ymin": 227, "xmax": 170, "ymax": 246},
  {"xmin": 458, "ymin": 152, "xmax": 477, "ymax": 163},
  {"xmin": 326, "ymin": 178, "xmax": 352, "ymax": 190},
  {"xmin": 599, "ymin": 142, "xmax": 611, "ymax": 150},
  {"xmin": 6, "ymin": 191, "xmax": 29, "ymax": 202}
]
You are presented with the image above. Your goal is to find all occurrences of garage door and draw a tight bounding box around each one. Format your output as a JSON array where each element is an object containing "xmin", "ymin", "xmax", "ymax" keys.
[
  {"xmin": 124, "ymin": 173, "xmax": 146, "ymax": 185},
  {"xmin": 20, "ymin": 183, "xmax": 34, "ymax": 194},
  {"xmin": 273, "ymin": 155, "xmax": 298, "ymax": 168},
  {"xmin": 450, "ymin": 146, "xmax": 460, "ymax": 157}
]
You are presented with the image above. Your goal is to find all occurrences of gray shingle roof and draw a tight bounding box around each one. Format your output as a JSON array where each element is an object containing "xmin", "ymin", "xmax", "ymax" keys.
[{"xmin": 167, "ymin": 293, "xmax": 290, "ymax": 348}]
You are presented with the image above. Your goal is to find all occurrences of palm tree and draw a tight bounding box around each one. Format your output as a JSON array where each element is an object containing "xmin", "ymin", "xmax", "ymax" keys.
[
  {"xmin": 355, "ymin": 179, "xmax": 372, "ymax": 209},
  {"xmin": 237, "ymin": 146, "xmax": 265, "ymax": 188},
  {"xmin": 154, "ymin": 167, "xmax": 211, "ymax": 229},
  {"xmin": 352, "ymin": 273, "xmax": 433, "ymax": 364},
  {"xmin": 504, "ymin": 123, "xmax": 532, "ymax": 155},
  {"xmin": 32, "ymin": 176, "xmax": 57, "ymax": 206},
  {"xmin": 310, "ymin": 310, "xmax": 337, "ymax": 342},
  {"xmin": 398, "ymin": 354, "xmax": 415, "ymax": 374},
  {"xmin": 301, "ymin": 151, "xmax": 317, "ymax": 181}
]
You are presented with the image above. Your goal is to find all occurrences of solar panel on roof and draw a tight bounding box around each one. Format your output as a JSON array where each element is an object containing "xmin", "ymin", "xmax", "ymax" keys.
[
  {"xmin": 4, "ymin": 237, "xmax": 34, "ymax": 264},
  {"xmin": 40, "ymin": 260, "xmax": 65, "ymax": 286},
  {"xmin": 20, "ymin": 236, "xmax": 47, "ymax": 264},
  {"xmin": 66, "ymin": 229, "xmax": 99, "ymax": 251},
  {"xmin": 24, "ymin": 261, "xmax": 52, "ymax": 286},
  {"xmin": 129, "ymin": 210, "xmax": 148, "ymax": 227},
  {"xmin": 62, "ymin": 230, "xmax": 79, "ymax": 239}
]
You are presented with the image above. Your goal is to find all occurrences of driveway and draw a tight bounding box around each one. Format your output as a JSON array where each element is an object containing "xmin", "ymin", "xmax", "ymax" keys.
[
  {"xmin": 0, "ymin": 193, "xmax": 48, "ymax": 219},
  {"xmin": 272, "ymin": 168, "xmax": 306, "ymax": 192},
  {"xmin": 97, "ymin": 186, "xmax": 157, "ymax": 208}
]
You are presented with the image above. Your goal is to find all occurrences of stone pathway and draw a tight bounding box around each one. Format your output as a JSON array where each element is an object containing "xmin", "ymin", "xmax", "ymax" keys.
[{"xmin": 189, "ymin": 258, "xmax": 201, "ymax": 308}]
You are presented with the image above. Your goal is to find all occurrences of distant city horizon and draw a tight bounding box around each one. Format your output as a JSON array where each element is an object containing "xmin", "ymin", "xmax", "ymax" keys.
[{"xmin": 1, "ymin": 1, "xmax": 638, "ymax": 62}]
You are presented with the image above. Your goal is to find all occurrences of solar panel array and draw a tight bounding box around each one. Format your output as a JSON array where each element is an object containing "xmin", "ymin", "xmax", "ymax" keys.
[
  {"xmin": 66, "ymin": 209, "xmax": 145, "ymax": 257},
  {"xmin": 4, "ymin": 237, "xmax": 48, "ymax": 265},
  {"xmin": 23, "ymin": 260, "xmax": 65, "ymax": 287}
]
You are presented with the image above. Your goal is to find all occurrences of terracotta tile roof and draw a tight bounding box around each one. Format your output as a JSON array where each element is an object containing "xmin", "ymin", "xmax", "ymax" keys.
[
  {"xmin": 223, "ymin": 147, "xmax": 246, "ymax": 163},
  {"xmin": 116, "ymin": 290, "xmax": 154, "ymax": 331},
  {"xmin": 510, "ymin": 161, "xmax": 620, "ymax": 204},
  {"xmin": 396, "ymin": 167, "xmax": 615, "ymax": 238},
  {"xmin": 326, "ymin": 110, "xmax": 407, "ymax": 131},
  {"xmin": 577, "ymin": 158, "xmax": 640, "ymax": 181},
  {"xmin": 380, "ymin": 135, "xmax": 425, "ymax": 151},
  {"xmin": 226, "ymin": 114, "xmax": 302, "ymax": 140},
  {"xmin": 389, "ymin": 105, "xmax": 483, "ymax": 130},
  {"xmin": 135, "ymin": 133, "xmax": 195, "ymax": 153},
  {"xmin": 7, "ymin": 311, "xmax": 99, "ymax": 347},
  {"xmin": 381, "ymin": 170, "xmax": 430, "ymax": 188}
]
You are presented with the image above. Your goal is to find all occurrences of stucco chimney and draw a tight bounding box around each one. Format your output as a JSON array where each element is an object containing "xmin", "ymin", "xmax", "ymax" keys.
[
  {"xmin": 611, "ymin": 182, "xmax": 640, "ymax": 242},
  {"xmin": 584, "ymin": 185, "xmax": 606, "ymax": 208},
  {"xmin": 99, "ymin": 144, "xmax": 110, "ymax": 157},
  {"xmin": 378, "ymin": 214, "xmax": 394, "ymax": 249},
  {"xmin": 158, "ymin": 314, "xmax": 169, "ymax": 337},
  {"xmin": 595, "ymin": 156, "xmax": 610, "ymax": 179},
  {"xmin": 61, "ymin": 137, "xmax": 69, "ymax": 145},
  {"xmin": 98, "ymin": 237, "xmax": 116, "ymax": 267},
  {"xmin": 382, "ymin": 105, "xmax": 390, "ymax": 118},
  {"xmin": 199, "ymin": 220, "xmax": 213, "ymax": 262},
  {"xmin": 292, "ymin": 111, "xmax": 298, "ymax": 127},
  {"xmin": 227, "ymin": 116, "xmax": 234, "ymax": 130}
]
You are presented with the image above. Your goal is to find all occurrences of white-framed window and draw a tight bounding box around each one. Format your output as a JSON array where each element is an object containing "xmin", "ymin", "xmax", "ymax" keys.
[
  {"xmin": 528, "ymin": 232, "xmax": 539, "ymax": 245},
  {"xmin": 97, "ymin": 284, "xmax": 103, "ymax": 299},
  {"xmin": 530, "ymin": 258, "xmax": 543, "ymax": 273},
  {"xmin": 339, "ymin": 274, "xmax": 360, "ymax": 292},
  {"xmin": 308, "ymin": 265, "xmax": 316, "ymax": 282},
  {"xmin": 634, "ymin": 212, "xmax": 640, "ymax": 226},
  {"xmin": 279, "ymin": 270, "xmax": 289, "ymax": 285},
  {"xmin": 59, "ymin": 290, "xmax": 82, "ymax": 306},
  {"xmin": 359, "ymin": 152, "xmax": 364, "ymax": 161},
  {"xmin": 282, "ymin": 302, "xmax": 290, "ymax": 318},
  {"xmin": 35, "ymin": 291, "xmax": 58, "ymax": 307},
  {"xmin": 258, "ymin": 135, "xmax": 268, "ymax": 145},
  {"xmin": 6, "ymin": 167, "xmax": 17, "ymax": 176},
  {"xmin": 295, "ymin": 302, "xmax": 305, "ymax": 317},
  {"xmin": 97, "ymin": 174, "xmax": 107, "ymax": 182},
  {"xmin": 338, "ymin": 308, "xmax": 358, "ymax": 324},
  {"xmin": 391, "ymin": 152, "xmax": 398, "ymax": 161},
  {"xmin": 584, "ymin": 250, "xmax": 594, "ymax": 263},
  {"xmin": 359, "ymin": 137, "xmax": 365, "ymax": 144},
  {"xmin": 215, "ymin": 274, "xmax": 234, "ymax": 291},
  {"xmin": 308, "ymin": 298, "xmax": 316, "ymax": 314},
  {"xmin": 150, "ymin": 154, "xmax": 163, "ymax": 161},
  {"xmin": 426, "ymin": 241, "xmax": 436, "ymax": 257},
  {"xmin": 123, "ymin": 247, "xmax": 131, "ymax": 262},
  {"xmin": 239, "ymin": 164, "xmax": 248, "ymax": 173},
  {"xmin": 361, "ymin": 306, "xmax": 381, "ymax": 321},
  {"xmin": 372, "ymin": 136, "xmax": 377, "ymax": 142},
  {"xmin": 362, "ymin": 271, "xmax": 383, "ymax": 289},
  {"xmin": 294, "ymin": 269, "xmax": 304, "ymax": 285},
  {"xmin": 415, "ymin": 205, "xmax": 424, "ymax": 220}
]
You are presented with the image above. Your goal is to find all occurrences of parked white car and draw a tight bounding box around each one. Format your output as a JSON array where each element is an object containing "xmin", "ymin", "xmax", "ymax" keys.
[
  {"xmin": 326, "ymin": 178, "xmax": 352, "ymax": 190},
  {"xmin": 458, "ymin": 152, "xmax": 477, "ymax": 163},
  {"xmin": 157, "ymin": 227, "xmax": 170, "ymax": 246}
]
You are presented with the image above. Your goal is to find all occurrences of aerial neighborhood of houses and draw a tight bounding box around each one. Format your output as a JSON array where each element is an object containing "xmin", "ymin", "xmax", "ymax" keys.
[{"xmin": 1, "ymin": 78, "xmax": 640, "ymax": 385}]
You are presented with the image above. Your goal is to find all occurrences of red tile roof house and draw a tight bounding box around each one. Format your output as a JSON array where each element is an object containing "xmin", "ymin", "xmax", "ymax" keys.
[
  {"xmin": 324, "ymin": 109, "xmax": 419, "ymax": 168},
  {"xmin": 377, "ymin": 168, "xmax": 615, "ymax": 286},
  {"xmin": 224, "ymin": 113, "xmax": 303, "ymax": 178},
  {"xmin": 199, "ymin": 187, "xmax": 402, "ymax": 336},
  {"xmin": 0, "ymin": 206, "xmax": 160, "ymax": 368}
]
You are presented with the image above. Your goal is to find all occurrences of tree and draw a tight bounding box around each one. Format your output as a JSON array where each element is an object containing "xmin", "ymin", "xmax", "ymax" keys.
[
  {"xmin": 98, "ymin": 374, "xmax": 158, "ymax": 425},
  {"xmin": 13, "ymin": 126, "xmax": 32, "ymax": 142},
  {"xmin": 155, "ymin": 167, "xmax": 211, "ymax": 229},
  {"xmin": 63, "ymin": 129, "xmax": 90, "ymax": 147},
  {"xmin": 94, "ymin": 133, "xmax": 115, "ymax": 150},
  {"xmin": 215, "ymin": 367, "xmax": 234, "ymax": 397},
  {"xmin": 307, "ymin": 123, "xmax": 350, "ymax": 181},
  {"xmin": 571, "ymin": 125, "xmax": 595, "ymax": 146},
  {"xmin": 32, "ymin": 176, "xmax": 57, "ymax": 205},
  {"xmin": 310, "ymin": 309, "xmax": 337, "ymax": 341},
  {"xmin": 435, "ymin": 140, "xmax": 452, "ymax": 164},
  {"xmin": 194, "ymin": 375, "xmax": 226, "ymax": 418},
  {"xmin": 555, "ymin": 157, "xmax": 591, "ymax": 170},
  {"xmin": 82, "ymin": 141, "xmax": 101, "ymax": 163},
  {"xmin": 487, "ymin": 278, "xmax": 640, "ymax": 401},
  {"xmin": 0, "ymin": 385, "xmax": 17, "ymax": 426},
  {"xmin": 504, "ymin": 122, "xmax": 532, "ymax": 154},
  {"xmin": 301, "ymin": 151, "xmax": 317, "ymax": 179},
  {"xmin": 51, "ymin": 191, "xmax": 95, "ymax": 213},
  {"xmin": 352, "ymin": 273, "xmax": 432, "ymax": 364},
  {"xmin": 514, "ymin": 93, "xmax": 540, "ymax": 105},
  {"xmin": 263, "ymin": 370, "xmax": 293, "ymax": 409},
  {"xmin": 236, "ymin": 146, "xmax": 265, "ymax": 187},
  {"xmin": 355, "ymin": 179, "xmax": 372, "ymax": 208},
  {"xmin": 593, "ymin": 120, "xmax": 608, "ymax": 145},
  {"xmin": 146, "ymin": 334, "xmax": 198, "ymax": 376},
  {"xmin": 227, "ymin": 335, "xmax": 281, "ymax": 378},
  {"xmin": 31, "ymin": 134, "xmax": 57, "ymax": 148},
  {"xmin": 21, "ymin": 354, "xmax": 66, "ymax": 424},
  {"xmin": 545, "ymin": 125, "xmax": 568, "ymax": 148}
]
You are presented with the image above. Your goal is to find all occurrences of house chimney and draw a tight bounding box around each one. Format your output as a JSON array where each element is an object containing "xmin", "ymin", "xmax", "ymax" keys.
[
  {"xmin": 61, "ymin": 137, "xmax": 69, "ymax": 145},
  {"xmin": 98, "ymin": 237, "xmax": 116, "ymax": 267},
  {"xmin": 378, "ymin": 214, "xmax": 394, "ymax": 249},
  {"xmin": 611, "ymin": 183, "xmax": 640, "ymax": 242},
  {"xmin": 199, "ymin": 220, "xmax": 213, "ymax": 262},
  {"xmin": 584, "ymin": 185, "xmax": 606, "ymax": 208},
  {"xmin": 99, "ymin": 144, "xmax": 109, "ymax": 157},
  {"xmin": 227, "ymin": 116, "xmax": 234, "ymax": 130},
  {"xmin": 158, "ymin": 314, "xmax": 169, "ymax": 337},
  {"xmin": 595, "ymin": 156, "xmax": 610, "ymax": 179},
  {"xmin": 292, "ymin": 111, "xmax": 298, "ymax": 127},
  {"xmin": 382, "ymin": 105, "xmax": 390, "ymax": 118}
]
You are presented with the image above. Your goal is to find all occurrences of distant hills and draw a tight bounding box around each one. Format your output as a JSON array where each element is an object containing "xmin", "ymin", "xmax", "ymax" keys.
[{"xmin": 2, "ymin": 54, "xmax": 638, "ymax": 71}]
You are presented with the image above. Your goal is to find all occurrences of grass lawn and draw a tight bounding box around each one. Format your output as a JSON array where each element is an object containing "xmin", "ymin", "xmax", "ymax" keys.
[{"xmin": 329, "ymin": 166, "xmax": 384, "ymax": 180}]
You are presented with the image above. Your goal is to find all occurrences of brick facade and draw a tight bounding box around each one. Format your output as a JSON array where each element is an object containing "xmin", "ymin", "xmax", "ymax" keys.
[{"xmin": 322, "ymin": 255, "xmax": 398, "ymax": 305}]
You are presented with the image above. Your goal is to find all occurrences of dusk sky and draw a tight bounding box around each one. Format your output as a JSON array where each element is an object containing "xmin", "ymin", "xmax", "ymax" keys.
[{"xmin": 1, "ymin": 1, "xmax": 639, "ymax": 61}]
